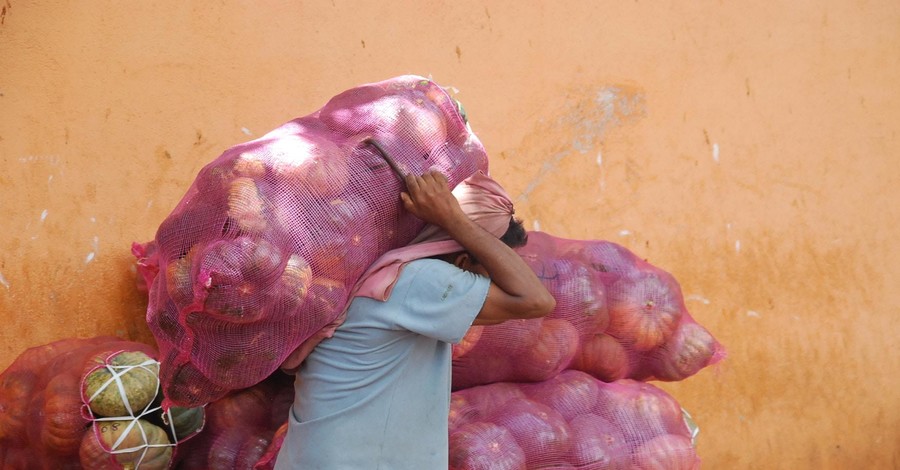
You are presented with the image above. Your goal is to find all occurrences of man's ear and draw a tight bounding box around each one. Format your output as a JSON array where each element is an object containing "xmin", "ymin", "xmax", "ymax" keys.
[{"xmin": 452, "ymin": 253, "xmax": 470, "ymax": 269}]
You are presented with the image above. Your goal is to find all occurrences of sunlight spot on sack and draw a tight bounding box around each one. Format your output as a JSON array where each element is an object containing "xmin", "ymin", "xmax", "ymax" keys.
[
  {"xmin": 713, "ymin": 143, "xmax": 720, "ymax": 162},
  {"xmin": 746, "ymin": 310, "xmax": 760, "ymax": 318},
  {"xmin": 619, "ymin": 229, "xmax": 631, "ymax": 236}
]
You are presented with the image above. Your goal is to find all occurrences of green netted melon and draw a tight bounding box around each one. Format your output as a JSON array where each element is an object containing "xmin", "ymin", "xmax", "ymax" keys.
[
  {"xmin": 82, "ymin": 351, "xmax": 160, "ymax": 417},
  {"xmin": 164, "ymin": 405, "xmax": 205, "ymax": 442},
  {"xmin": 79, "ymin": 419, "xmax": 172, "ymax": 470}
]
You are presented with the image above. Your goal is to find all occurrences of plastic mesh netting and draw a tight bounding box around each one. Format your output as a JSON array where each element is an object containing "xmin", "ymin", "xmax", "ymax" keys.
[
  {"xmin": 449, "ymin": 370, "xmax": 701, "ymax": 469},
  {"xmin": 452, "ymin": 231, "xmax": 726, "ymax": 389},
  {"xmin": 172, "ymin": 372, "xmax": 293, "ymax": 469},
  {"xmin": 134, "ymin": 75, "xmax": 486, "ymax": 407},
  {"xmin": 0, "ymin": 337, "xmax": 205, "ymax": 469}
]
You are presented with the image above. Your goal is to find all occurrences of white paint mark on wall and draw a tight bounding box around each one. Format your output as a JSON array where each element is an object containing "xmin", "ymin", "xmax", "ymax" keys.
[
  {"xmin": 597, "ymin": 151, "xmax": 607, "ymax": 191},
  {"xmin": 747, "ymin": 310, "xmax": 760, "ymax": 318},
  {"xmin": 19, "ymin": 155, "xmax": 61, "ymax": 164},
  {"xmin": 84, "ymin": 236, "xmax": 100, "ymax": 264},
  {"xmin": 40, "ymin": 209, "xmax": 48, "ymax": 222},
  {"xmin": 0, "ymin": 272, "xmax": 9, "ymax": 289},
  {"xmin": 147, "ymin": 200, "xmax": 154, "ymax": 209},
  {"xmin": 533, "ymin": 220, "xmax": 541, "ymax": 232},
  {"xmin": 619, "ymin": 229, "xmax": 631, "ymax": 236},
  {"xmin": 713, "ymin": 143, "xmax": 720, "ymax": 163},
  {"xmin": 686, "ymin": 294, "xmax": 711, "ymax": 305},
  {"xmin": 48, "ymin": 175, "xmax": 54, "ymax": 184},
  {"xmin": 241, "ymin": 127, "xmax": 253, "ymax": 136},
  {"xmin": 517, "ymin": 86, "xmax": 645, "ymax": 202},
  {"xmin": 735, "ymin": 240, "xmax": 741, "ymax": 252}
]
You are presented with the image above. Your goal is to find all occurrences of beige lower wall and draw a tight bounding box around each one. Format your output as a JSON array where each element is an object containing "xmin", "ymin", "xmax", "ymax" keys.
[{"xmin": 2, "ymin": 1, "xmax": 898, "ymax": 468}]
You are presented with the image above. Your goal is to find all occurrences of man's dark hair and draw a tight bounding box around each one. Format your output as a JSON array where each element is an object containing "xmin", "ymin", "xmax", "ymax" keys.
[
  {"xmin": 432, "ymin": 217, "xmax": 529, "ymax": 266},
  {"xmin": 463, "ymin": 217, "xmax": 528, "ymax": 265},
  {"xmin": 500, "ymin": 217, "xmax": 528, "ymax": 249}
]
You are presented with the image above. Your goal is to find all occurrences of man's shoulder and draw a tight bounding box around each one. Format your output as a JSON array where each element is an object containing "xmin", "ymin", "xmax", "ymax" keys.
[
  {"xmin": 406, "ymin": 257, "xmax": 452, "ymax": 270},
  {"xmin": 401, "ymin": 257, "xmax": 460, "ymax": 281},
  {"xmin": 390, "ymin": 258, "xmax": 467, "ymax": 296}
]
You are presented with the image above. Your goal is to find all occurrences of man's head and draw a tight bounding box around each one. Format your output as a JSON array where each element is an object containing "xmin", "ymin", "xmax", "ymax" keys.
[
  {"xmin": 350, "ymin": 171, "xmax": 524, "ymax": 301},
  {"xmin": 499, "ymin": 216, "xmax": 528, "ymax": 249},
  {"xmin": 441, "ymin": 216, "xmax": 528, "ymax": 275},
  {"xmin": 409, "ymin": 171, "xmax": 515, "ymax": 245}
]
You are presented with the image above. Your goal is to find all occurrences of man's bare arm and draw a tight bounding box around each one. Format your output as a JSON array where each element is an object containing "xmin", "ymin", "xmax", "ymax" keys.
[{"xmin": 400, "ymin": 171, "xmax": 556, "ymax": 324}]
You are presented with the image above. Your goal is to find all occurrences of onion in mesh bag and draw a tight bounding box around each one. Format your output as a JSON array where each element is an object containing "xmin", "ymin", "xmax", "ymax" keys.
[
  {"xmin": 648, "ymin": 321, "xmax": 722, "ymax": 381},
  {"xmin": 41, "ymin": 372, "xmax": 90, "ymax": 456},
  {"xmin": 607, "ymin": 271, "xmax": 683, "ymax": 352},
  {"xmin": 491, "ymin": 397, "xmax": 573, "ymax": 468},
  {"xmin": 571, "ymin": 332, "xmax": 631, "ymax": 382},
  {"xmin": 567, "ymin": 413, "xmax": 630, "ymax": 469},
  {"xmin": 0, "ymin": 370, "xmax": 37, "ymax": 447},
  {"xmin": 449, "ymin": 422, "xmax": 526, "ymax": 470}
]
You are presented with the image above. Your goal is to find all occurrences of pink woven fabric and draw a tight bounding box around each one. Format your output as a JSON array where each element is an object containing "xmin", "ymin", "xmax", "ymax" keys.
[
  {"xmin": 353, "ymin": 170, "xmax": 514, "ymax": 301},
  {"xmin": 137, "ymin": 75, "xmax": 489, "ymax": 407},
  {"xmin": 280, "ymin": 170, "xmax": 514, "ymax": 372},
  {"xmin": 451, "ymin": 231, "xmax": 726, "ymax": 389}
]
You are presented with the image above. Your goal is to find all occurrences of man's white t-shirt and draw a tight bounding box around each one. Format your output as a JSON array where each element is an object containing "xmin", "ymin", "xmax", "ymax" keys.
[{"xmin": 275, "ymin": 258, "xmax": 490, "ymax": 469}]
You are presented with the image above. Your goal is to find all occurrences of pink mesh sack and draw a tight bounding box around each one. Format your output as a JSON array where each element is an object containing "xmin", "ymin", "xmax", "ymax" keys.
[
  {"xmin": 452, "ymin": 231, "xmax": 725, "ymax": 389},
  {"xmin": 173, "ymin": 372, "xmax": 293, "ymax": 470},
  {"xmin": 252, "ymin": 422, "xmax": 288, "ymax": 470},
  {"xmin": 135, "ymin": 75, "xmax": 487, "ymax": 407},
  {"xmin": 0, "ymin": 337, "xmax": 204, "ymax": 470},
  {"xmin": 449, "ymin": 370, "xmax": 701, "ymax": 470}
]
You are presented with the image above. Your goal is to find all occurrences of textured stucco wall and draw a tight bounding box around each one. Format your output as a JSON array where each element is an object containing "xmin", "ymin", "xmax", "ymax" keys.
[{"xmin": 1, "ymin": 1, "xmax": 898, "ymax": 467}]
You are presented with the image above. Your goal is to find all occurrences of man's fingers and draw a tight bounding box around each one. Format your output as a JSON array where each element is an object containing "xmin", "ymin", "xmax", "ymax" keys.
[
  {"xmin": 404, "ymin": 174, "xmax": 420, "ymax": 193},
  {"xmin": 400, "ymin": 191, "xmax": 413, "ymax": 208},
  {"xmin": 421, "ymin": 170, "xmax": 447, "ymax": 188}
]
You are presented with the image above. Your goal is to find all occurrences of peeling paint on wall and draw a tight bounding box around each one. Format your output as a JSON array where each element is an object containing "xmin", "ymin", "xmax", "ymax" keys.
[{"xmin": 517, "ymin": 85, "xmax": 645, "ymax": 202}]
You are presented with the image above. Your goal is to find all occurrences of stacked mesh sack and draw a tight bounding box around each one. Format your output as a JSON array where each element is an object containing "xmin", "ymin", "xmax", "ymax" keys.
[
  {"xmin": 452, "ymin": 231, "xmax": 726, "ymax": 388},
  {"xmin": 0, "ymin": 336, "xmax": 205, "ymax": 469},
  {"xmin": 445, "ymin": 231, "xmax": 724, "ymax": 468},
  {"xmin": 448, "ymin": 370, "xmax": 700, "ymax": 469},
  {"xmin": 133, "ymin": 75, "xmax": 487, "ymax": 408},
  {"xmin": 124, "ymin": 74, "xmax": 725, "ymax": 468},
  {"xmin": 172, "ymin": 372, "xmax": 292, "ymax": 469}
]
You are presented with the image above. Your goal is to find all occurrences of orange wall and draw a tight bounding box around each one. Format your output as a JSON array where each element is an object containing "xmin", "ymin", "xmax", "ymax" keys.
[{"xmin": 1, "ymin": 1, "xmax": 898, "ymax": 468}]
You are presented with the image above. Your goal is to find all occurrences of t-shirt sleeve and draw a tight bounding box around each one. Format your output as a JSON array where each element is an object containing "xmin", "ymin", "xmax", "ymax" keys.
[{"xmin": 390, "ymin": 258, "xmax": 490, "ymax": 344}]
